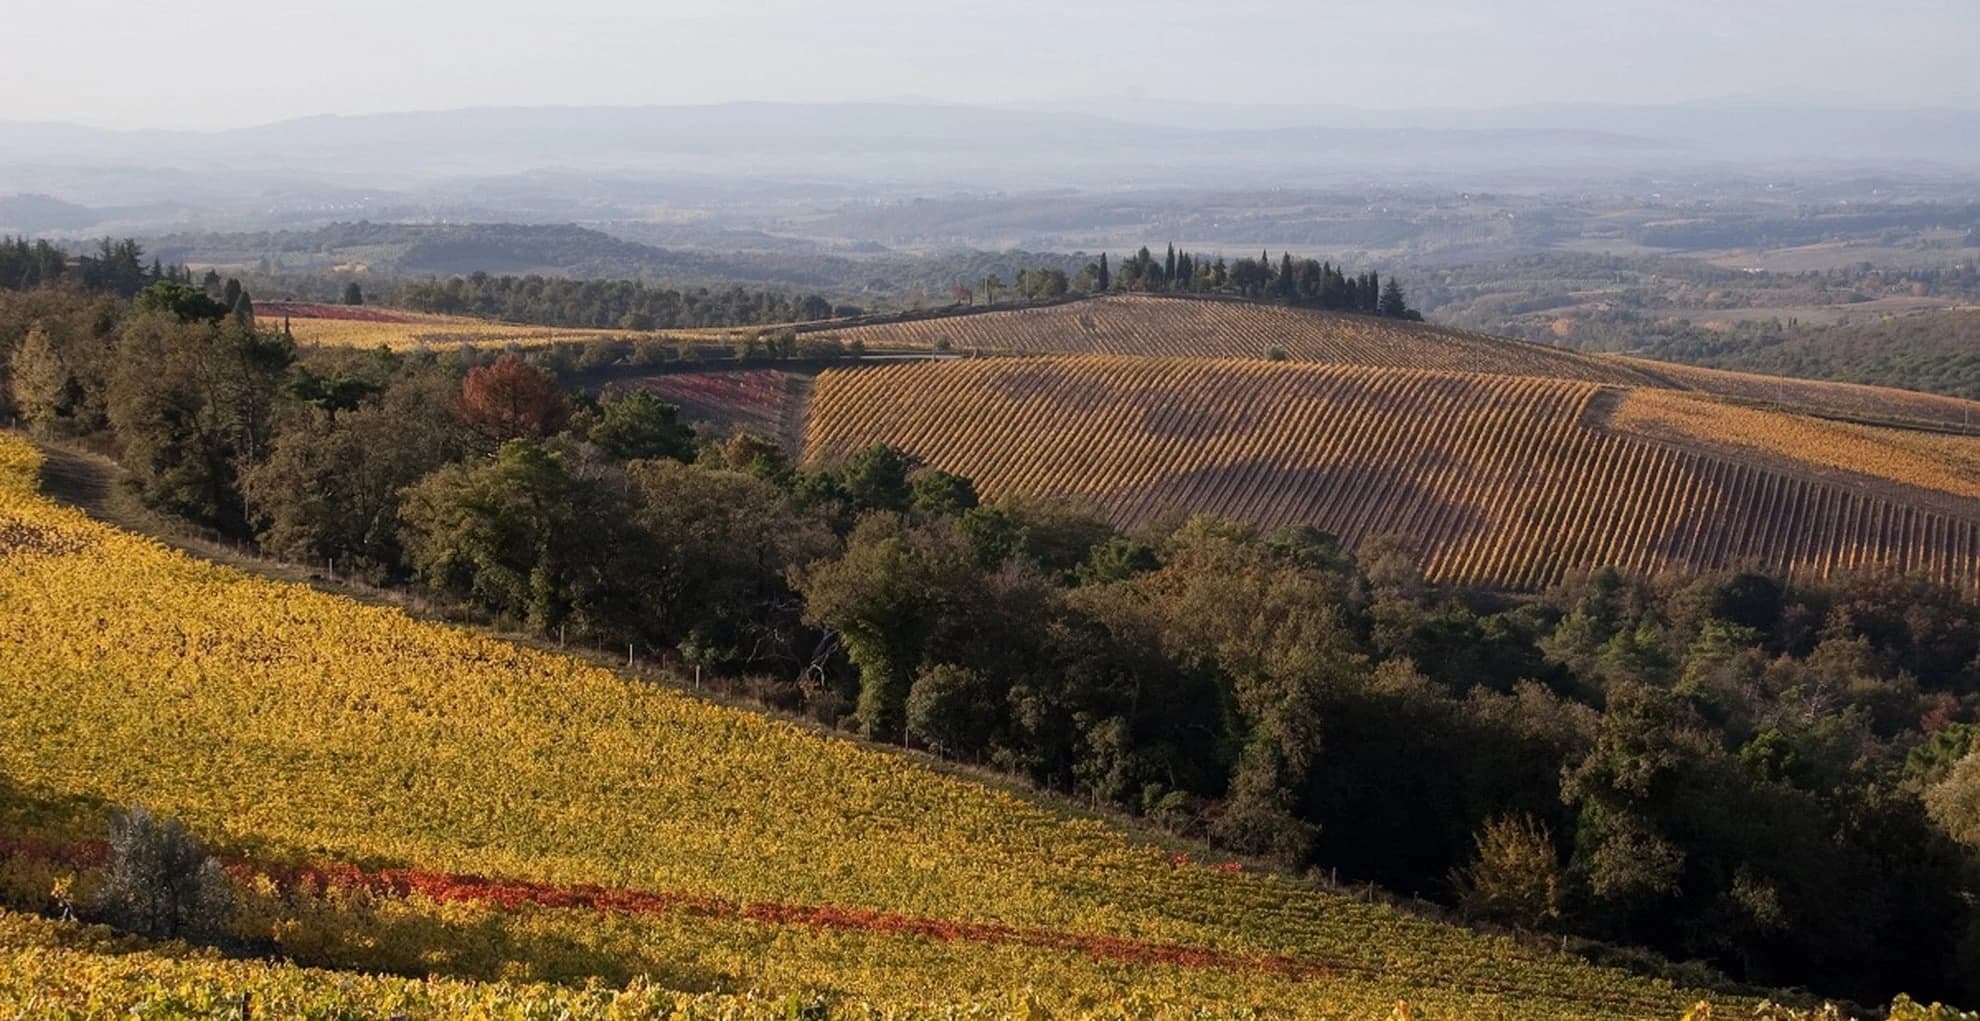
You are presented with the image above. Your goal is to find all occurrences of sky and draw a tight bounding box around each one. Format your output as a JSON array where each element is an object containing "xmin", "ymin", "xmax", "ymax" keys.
[{"xmin": 6, "ymin": 0, "xmax": 1979, "ymax": 130}]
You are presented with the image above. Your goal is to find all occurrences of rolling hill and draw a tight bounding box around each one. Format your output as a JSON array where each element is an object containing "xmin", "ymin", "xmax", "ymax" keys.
[
  {"xmin": 0, "ymin": 435, "xmax": 1768, "ymax": 1018},
  {"xmin": 803, "ymin": 357, "xmax": 1980, "ymax": 592},
  {"xmin": 826, "ymin": 295, "xmax": 1980, "ymax": 431}
]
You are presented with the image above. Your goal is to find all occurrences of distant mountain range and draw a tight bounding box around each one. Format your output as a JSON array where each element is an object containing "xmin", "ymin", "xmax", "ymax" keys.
[{"xmin": 4, "ymin": 99, "xmax": 1978, "ymax": 240}]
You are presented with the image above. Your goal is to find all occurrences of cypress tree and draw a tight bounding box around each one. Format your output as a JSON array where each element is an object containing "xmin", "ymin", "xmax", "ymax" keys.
[{"xmin": 1098, "ymin": 253, "xmax": 1110, "ymax": 292}]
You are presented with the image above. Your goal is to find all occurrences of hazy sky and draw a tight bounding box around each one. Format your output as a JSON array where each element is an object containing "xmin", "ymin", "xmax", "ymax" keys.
[{"xmin": 7, "ymin": 0, "xmax": 1978, "ymax": 130}]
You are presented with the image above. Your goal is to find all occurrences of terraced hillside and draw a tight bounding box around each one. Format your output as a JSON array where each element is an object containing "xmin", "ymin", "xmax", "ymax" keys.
[
  {"xmin": 828, "ymin": 295, "xmax": 1980, "ymax": 431},
  {"xmin": 0, "ymin": 436, "xmax": 1751, "ymax": 1018},
  {"xmin": 804, "ymin": 357, "xmax": 1980, "ymax": 592}
]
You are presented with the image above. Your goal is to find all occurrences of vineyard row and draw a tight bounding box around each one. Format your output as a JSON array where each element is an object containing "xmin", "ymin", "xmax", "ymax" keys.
[{"xmin": 803, "ymin": 357, "xmax": 1980, "ymax": 592}]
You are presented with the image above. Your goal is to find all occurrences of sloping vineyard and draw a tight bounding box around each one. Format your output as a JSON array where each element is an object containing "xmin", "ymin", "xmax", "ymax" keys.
[
  {"xmin": 0, "ymin": 435, "xmax": 1740, "ymax": 1019},
  {"xmin": 1610, "ymin": 389, "xmax": 1980, "ymax": 503},
  {"xmin": 826, "ymin": 295, "xmax": 1980, "ymax": 431},
  {"xmin": 608, "ymin": 369, "xmax": 806, "ymax": 443},
  {"xmin": 832, "ymin": 294, "xmax": 1660, "ymax": 384},
  {"xmin": 804, "ymin": 357, "xmax": 1980, "ymax": 592},
  {"xmin": 1611, "ymin": 357, "xmax": 1980, "ymax": 433}
]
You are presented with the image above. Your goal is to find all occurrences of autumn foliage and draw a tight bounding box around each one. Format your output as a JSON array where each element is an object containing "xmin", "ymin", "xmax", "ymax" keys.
[{"xmin": 459, "ymin": 353, "xmax": 568, "ymax": 439}]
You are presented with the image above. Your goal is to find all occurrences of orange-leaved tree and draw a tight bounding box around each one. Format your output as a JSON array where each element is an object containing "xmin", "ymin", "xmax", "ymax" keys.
[{"xmin": 459, "ymin": 354, "xmax": 568, "ymax": 441}]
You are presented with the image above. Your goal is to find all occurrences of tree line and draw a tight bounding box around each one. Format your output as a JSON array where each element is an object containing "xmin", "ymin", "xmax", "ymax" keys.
[
  {"xmin": 1, "ymin": 236, "xmax": 198, "ymax": 297},
  {"xmin": 1101, "ymin": 245, "xmax": 1416, "ymax": 317},
  {"xmin": 378, "ymin": 249, "xmax": 1420, "ymax": 331},
  {"xmin": 966, "ymin": 246, "xmax": 1418, "ymax": 319},
  {"xmin": 393, "ymin": 272, "xmax": 862, "ymax": 331},
  {"xmin": 3, "ymin": 263, "xmax": 1979, "ymax": 1009}
]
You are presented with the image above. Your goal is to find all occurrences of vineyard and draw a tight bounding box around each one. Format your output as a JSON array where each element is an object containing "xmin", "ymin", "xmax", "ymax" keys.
[
  {"xmin": 273, "ymin": 305, "xmax": 655, "ymax": 350},
  {"xmin": 1611, "ymin": 357, "xmax": 1980, "ymax": 433},
  {"xmin": 803, "ymin": 357, "xmax": 1980, "ymax": 592},
  {"xmin": 0, "ymin": 434, "xmax": 1783, "ymax": 1018},
  {"xmin": 825, "ymin": 295, "xmax": 1980, "ymax": 431},
  {"xmin": 831, "ymin": 294, "xmax": 1657, "ymax": 384},
  {"xmin": 1609, "ymin": 389, "xmax": 1980, "ymax": 504},
  {"xmin": 608, "ymin": 369, "xmax": 810, "ymax": 446}
]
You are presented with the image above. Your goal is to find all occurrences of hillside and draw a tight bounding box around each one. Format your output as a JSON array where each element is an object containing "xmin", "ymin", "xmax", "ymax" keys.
[
  {"xmin": 803, "ymin": 357, "xmax": 1980, "ymax": 592},
  {"xmin": 832, "ymin": 294, "xmax": 1656, "ymax": 383},
  {"xmin": 607, "ymin": 369, "xmax": 813, "ymax": 448},
  {"xmin": 1697, "ymin": 308, "xmax": 1980, "ymax": 400},
  {"xmin": 826, "ymin": 295, "xmax": 1980, "ymax": 431},
  {"xmin": 0, "ymin": 435, "xmax": 1765, "ymax": 1018},
  {"xmin": 262, "ymin": 300, "xmax": 658, "ymax": 350}
]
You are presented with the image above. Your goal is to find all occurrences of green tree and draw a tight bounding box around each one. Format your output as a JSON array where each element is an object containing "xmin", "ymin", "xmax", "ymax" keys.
[
  {"xmin": 1379, "ymin": 277, "xmax": 1412, "ymax": 318},
  {"xmin": 590, "ymin": 391, "xmax": 695, "ymax": 463},
  {"xmin": 908, "ymin": 467, "xmax": 978, "ymax": 519},
  {"xmin": 399, "ymin": 440, "xmax": 641, "ymax": 635},
  {"xmin": 838, "ymin": 444, "xmax": 918, "ymax": 517},
  {"xmin": 131, "ymin": 281, "xmax": 228, "ymax": 324},
  {"xmin": 1133, "ymin": 517, "xmax": 1364, "ymax": 861},
  {"xmin": 795, "ymin": 514, "xmax": 981, "ymax": 739},
  {"xmin": 243, "ymin": 372, "xmax": 469, "ymax": 576},
  {"xmin": 623, "ymin": 457, "xmax": 832, "ymax": 671},
  {"xmin": 106, "ymin": 313, "xmax": 294, "ymax": 529},
  {"xmin": 341, "ymin": 281, "xmax": 364, "ymax": 306},
  {"xmin": 906, "ymin": 663, "xmax": 995, "ymax": 756}
]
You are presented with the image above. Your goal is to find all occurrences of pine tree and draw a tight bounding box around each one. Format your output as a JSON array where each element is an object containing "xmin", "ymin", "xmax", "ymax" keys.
[{"xmin": 1379, "ymin": 277, "xmax": 1411, "ymax": 318}]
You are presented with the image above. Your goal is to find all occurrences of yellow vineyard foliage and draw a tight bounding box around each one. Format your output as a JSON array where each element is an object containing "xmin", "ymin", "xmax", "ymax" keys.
[
  {"xmin": 803, "ymin": 357, "xmax": 1980, "ymax": 592},
  {"xmin": 0, "ymin": 433, "xmax": 1738, "ymax": 1018},
  {"xmin": 278, "ymin": 311, "xmax": 650, "ymax": 351},
  {"xmin": 1612, "ymin": 389, "xmax": 1980, "ymax": 501},
  {"xmin": 1611, "ymin": 356, "xmax": 1980, "ymax": 434},
  {"xmin": 2, "ymin": 906, "xmax": 1975, "ymax": 1019}
]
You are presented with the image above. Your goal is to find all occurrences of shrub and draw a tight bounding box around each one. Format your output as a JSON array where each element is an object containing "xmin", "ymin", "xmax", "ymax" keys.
[
  {"xmin": 91, "ymin": 805, "xmax": 234, "ymax": 941},
  {"xmin": 1453, "ymin": 814, "xmax": 1563, "ymax": 930}
]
